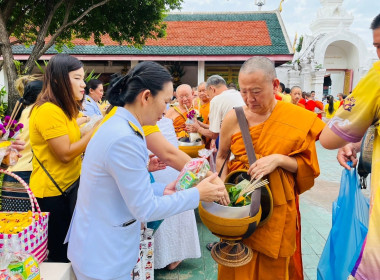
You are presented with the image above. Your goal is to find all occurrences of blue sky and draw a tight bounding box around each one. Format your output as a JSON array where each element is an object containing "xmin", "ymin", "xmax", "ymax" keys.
[{"xmin": 175, "ymin": 0, "xmax": 379, "ymax": 53}]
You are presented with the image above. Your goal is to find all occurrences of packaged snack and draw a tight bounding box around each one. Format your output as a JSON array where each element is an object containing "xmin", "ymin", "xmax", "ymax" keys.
[
  {"xmin": 0, "ymin": 141, "xmax": 11, "ymax": 164},
  {"xmin": 2, "ymin": 148, "xmax": 19, "ymax": 166},
  {"xmin": 174, "ymin": 158, "xmax": 210, "ymax": 191},
  {"xmin": 3, "ymin": 239, "xmax": 40, "ymax": 280}
]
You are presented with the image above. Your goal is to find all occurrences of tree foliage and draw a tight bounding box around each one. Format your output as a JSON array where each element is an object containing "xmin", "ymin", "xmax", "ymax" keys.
[{"xmin": 0, "ymin": 0, "xmax": 183, "ymax": 111}]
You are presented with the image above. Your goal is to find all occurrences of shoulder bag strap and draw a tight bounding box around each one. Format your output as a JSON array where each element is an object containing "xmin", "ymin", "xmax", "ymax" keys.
[
  {"xmin": 234, "ymin": 107, "xmax": 262, "ymax": 238},
  {"xmin": 32, "ymin": 150, "xmax": 65, "ymax": 196},
  {"xmin": 234, "ymin": 107, "xmax": 257, "ymax": 165}
]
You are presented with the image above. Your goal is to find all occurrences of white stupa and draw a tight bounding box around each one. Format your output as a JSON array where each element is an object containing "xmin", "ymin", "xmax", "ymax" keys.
[{"xmin": 276, "ymin": 0, "xmax": 374, "ymax": 100}]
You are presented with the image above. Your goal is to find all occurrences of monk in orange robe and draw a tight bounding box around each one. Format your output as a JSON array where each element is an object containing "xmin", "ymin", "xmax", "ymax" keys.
[
  {"xmin": 290, "ymin": 86, "xmax": 306, "ymax": 109},
  {"xmin": 197, "ymin": 82, "xmax": 211, "ymax": 148},
  {"xmin": 166, "ymin": 84, "xmax": 193, "ymax": 137},
  {"xmin": 216, "ymin": 57, "xmax": 325, "ymax": 280}
]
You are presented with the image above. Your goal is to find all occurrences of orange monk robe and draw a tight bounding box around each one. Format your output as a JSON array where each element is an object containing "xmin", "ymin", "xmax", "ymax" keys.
[
  {"xmin": 199, "ymin": 102, "xmax": 210, "ymax": 124},
  {"xmin": 172, "ymin": 106, "xmax": 187, "ymax": 137},
  {"xmin": 219, "ymin": 102, "xmax": 325, "ymax": 280},
  {"xmin": 199, "ymin": 102, "xmax": 211, "ymax": 148}
]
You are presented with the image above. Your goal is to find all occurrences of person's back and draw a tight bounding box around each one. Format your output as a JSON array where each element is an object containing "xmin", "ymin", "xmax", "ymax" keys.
[{"xmin": 209, "ymin": 88, "xmax": 245, "ymax": 133}]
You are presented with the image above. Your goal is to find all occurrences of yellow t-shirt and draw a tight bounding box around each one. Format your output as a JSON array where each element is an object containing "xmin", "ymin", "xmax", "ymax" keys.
[
  {"xmin": 29, "ymin": 102, "xmax": 81, "ymax": 197},
  {"xmin": 278, "ymin": 92, "xmax": 292, "ymax": 103},
  {"xmin": 143, "ymin": 125, "xmax": 160, "ymax": 137},
  {"xmin": 8, "ymin": 106, "xmax": 33, "ymax": 172},
  {"xmin": 324, "ymin": 102, "xmax": 340, "ymax": 119},
  {"xmin": 329, "ymin": 61, "xmax": 380, "ymax": 278}
]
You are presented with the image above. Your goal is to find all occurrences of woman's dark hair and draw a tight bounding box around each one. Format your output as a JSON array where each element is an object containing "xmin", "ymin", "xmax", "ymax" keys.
[
  {"xmin": 370, "ymin": 13, "xmax": 380, "ymax": 30},
  {"xmin": 23, "ymin": 80, "xmax": 44, "ymax": 106},
  {"xmin": 327, "ymin": 95, "xmax": 334, "ymax": 115},
  {"xmin": 35, "ymin": 54, "xmax": 83, "ymax": 119},
  {"xmin": 15, "ymin": 75, "xmax": 43, "ymax": 120},
  {"xmin": 107, "ymin": 61, "xmax": 172, "ymax": 107},
  {"xmin": 85, "ymin": 79, "xmax": 103, "ymax": 95},
  {"xmin": 279, "ymin": 82, "xmax": 285, "ymax": 93}
]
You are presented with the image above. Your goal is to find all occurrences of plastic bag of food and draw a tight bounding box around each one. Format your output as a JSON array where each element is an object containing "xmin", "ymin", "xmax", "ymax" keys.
[
  {"xmin": 174, "ymin": 158, "xmax": 210, "ymax": 191},
  {"xmin": 80, "ymin": 115, "xmax": 103, "ymax": 136},
  {"xmin": 0, "ymin": 141, "xmax": 11, "ymax": 164}
]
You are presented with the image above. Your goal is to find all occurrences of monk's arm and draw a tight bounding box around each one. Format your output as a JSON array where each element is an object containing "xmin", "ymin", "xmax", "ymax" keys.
[
  {"xmin": 164, "ymin": 107, "xmax": 177, "ymax": 120},
  {"xmin": 146, "ymin": 132, "xmax": 191, "ymax": 171},
  {"xmin": 216, "ymin": 111, "xmax": 235, "ymax": 181}
]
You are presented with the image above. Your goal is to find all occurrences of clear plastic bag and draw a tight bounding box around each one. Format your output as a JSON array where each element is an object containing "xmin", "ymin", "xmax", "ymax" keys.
[
  {"xmin": 0, "ymin": 141, "xmax": 11, "ymax": 164},
  {"xmin": 174, "ymin": 157, "xmax": 210, "ymax": 191},
  {"xmin": 80, "ymin": 115, "xmax": 103, "ymax": 136}
]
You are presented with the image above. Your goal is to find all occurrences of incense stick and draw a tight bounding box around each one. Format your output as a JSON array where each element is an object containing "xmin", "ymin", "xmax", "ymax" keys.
[{"xmin": 6, "ymin": 100, "xmax": 23, "ymax": 131}]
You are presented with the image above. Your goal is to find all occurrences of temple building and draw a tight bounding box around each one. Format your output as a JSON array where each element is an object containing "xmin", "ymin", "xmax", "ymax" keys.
[
  {"xmin": 276, "ymin": 0, "xmax": 376, "ymax": 100},
  {"xmin": 4, "ymin": 11, "xmax": 293, "ymax": 89}
]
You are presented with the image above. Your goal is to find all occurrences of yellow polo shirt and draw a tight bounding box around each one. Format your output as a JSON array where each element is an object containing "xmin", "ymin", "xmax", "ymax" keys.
[{"xmin": 29, "ymin": 102, "xmax": 81, "ymax": 197}]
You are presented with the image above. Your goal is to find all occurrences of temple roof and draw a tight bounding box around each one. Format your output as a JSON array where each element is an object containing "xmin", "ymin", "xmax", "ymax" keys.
[{"xmin": 12, "ymin": 11, "xmax": 293, "ymax": 61}]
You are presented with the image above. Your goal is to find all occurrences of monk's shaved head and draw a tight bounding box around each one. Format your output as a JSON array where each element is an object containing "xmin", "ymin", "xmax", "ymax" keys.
[
  {"xmin": 240, "ymin": 56, "xmax": 277, "ymax": 81},
  {"xmin": 176, "ymin": 84, "xmax": 192, "ymax": 94}
]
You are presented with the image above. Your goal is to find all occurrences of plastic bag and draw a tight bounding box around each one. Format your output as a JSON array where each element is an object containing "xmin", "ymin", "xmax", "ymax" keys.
[
  {"xmin": 198, "ymin": 148, "xmax": 216, "ymax": 172},
  {"xmin": 0, "ymin": 141, "xmax": 11, "ymax": 164},
  {"xmin": 317, "ymin": 163, "xmax": 369, "ymax": 280},
  {"xmin": 174, "ymin": 157, "xmax": 210, "ymax": 191},
  {"xmin": 80, "ymin": 115, "xmax": 103, "ymax": 136}
]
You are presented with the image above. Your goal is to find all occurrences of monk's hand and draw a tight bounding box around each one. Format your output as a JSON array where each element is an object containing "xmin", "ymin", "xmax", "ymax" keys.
[
  {"xmin": 209, "ymin": 174, "xmax": 230, "ymax": 205},
  {"xmin": 148, "ymin": 154, "xmax": 166, "ymax": 172},
  {"xmin": 248, "ymin": 154, "xmax": 282, "ymax": 179},
  {"xmin": 337, "ymin": 143, "xmax": 358, "ymax": 170}
]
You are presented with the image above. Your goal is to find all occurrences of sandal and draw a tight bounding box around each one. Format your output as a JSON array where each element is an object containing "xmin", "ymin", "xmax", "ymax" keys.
[{"xmin": 206, "ymin": 241, "xmax": 218, "ymax": 251}]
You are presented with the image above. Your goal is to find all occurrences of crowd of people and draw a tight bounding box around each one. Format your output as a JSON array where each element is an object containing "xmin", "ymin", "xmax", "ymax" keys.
[{"xmin": 0, "ymin": 12, "xmax": 379, "ymax": 280}]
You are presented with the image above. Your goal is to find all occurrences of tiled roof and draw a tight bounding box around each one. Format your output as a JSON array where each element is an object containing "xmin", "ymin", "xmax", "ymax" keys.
[{"xmin": 12, "ymin": 11, "xmax": 292, "ymax": 56}]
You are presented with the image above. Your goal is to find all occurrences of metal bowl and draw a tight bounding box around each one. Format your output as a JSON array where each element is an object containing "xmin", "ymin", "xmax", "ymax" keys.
[
  {"xmin": 201, "ymin": 201, "xmax": 251, "ymax": 219},
  {"xmin": 177, "ymin": 141, "xmax": 203, "ymax": 147}
]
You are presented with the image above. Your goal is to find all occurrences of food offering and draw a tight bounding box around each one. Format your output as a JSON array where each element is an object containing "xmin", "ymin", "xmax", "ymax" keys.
[
  {"xmin": 0, "ymin": 113, "xmax": 24, "ymax": 166},
  {"xmin": 174, "ymin": 157, "xmax": 210, "ymax": 191},
  {"xmin": 0, "ymin": 212, "xmax": 48, "ymax": 235}
]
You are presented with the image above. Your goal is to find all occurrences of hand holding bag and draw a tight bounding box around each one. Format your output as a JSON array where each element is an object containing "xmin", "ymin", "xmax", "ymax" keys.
[{"xmin": 317, "ymin": 163, "xmax": 369, "ymax": 280}]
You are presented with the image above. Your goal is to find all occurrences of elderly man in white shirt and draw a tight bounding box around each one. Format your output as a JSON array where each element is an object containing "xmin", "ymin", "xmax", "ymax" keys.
[{"xmin": 187, "ymin": 75, "xmax": 245, "ymax": 147}]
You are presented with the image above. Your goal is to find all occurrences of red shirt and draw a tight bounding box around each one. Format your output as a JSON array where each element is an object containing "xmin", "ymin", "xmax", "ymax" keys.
[{"xmin": 305, "ymin": 100, "xmax": 316, "ymax": 112}]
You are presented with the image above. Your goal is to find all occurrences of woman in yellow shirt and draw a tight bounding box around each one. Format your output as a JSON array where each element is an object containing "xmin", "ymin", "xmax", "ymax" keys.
[
  {"xmin": 324, "ymin": 95, "xmax": 340, "ymax": 120},
  {"xmin": 2, "ymin": 76, "xmax": 43, "ymax": 212},
  {"xmin": 29, "ymin": 54, "xmax": 98, "ymax": 262}
]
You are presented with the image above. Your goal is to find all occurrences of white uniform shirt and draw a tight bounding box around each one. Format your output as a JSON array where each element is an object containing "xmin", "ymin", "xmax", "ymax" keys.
[
  {"xmin": 67, "ymin": 107, "xmax": 199, "ymax": 279},
  {"xmin": 83, "ymin": 95, "xmax": 102, "ymax": 116},
  {"xmin": 208, "ymin": 89, "xmax": 245, "ymax": 133}
]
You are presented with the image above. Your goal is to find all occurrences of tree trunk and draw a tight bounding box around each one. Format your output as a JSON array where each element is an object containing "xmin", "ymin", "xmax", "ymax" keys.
[{"xmin": 0, "ymin": 12, "xmax": 19, "ymax": 115}]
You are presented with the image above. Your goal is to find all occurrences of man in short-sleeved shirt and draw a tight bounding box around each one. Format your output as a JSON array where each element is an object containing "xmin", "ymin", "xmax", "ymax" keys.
[{"xmin": 187, "ymin": 75, "xmax": 245, "ymax": 141}]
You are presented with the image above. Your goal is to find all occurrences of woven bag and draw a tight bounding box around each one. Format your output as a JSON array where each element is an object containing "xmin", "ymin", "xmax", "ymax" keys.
[{"xmin": 0, "ymin": 169, "xmax": 49, "ymax": 263}]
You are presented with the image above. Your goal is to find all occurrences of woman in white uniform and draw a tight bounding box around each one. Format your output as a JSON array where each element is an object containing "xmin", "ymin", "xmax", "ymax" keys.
[{"xmin": 66, "ymin": 61, "xmax": 225, "ymax": 280}]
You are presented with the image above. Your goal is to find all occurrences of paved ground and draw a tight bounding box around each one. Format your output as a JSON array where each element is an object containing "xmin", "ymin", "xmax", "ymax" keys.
[{"xmin": 154, "ymin": 143, "xmax": 368, "ymax": 280}]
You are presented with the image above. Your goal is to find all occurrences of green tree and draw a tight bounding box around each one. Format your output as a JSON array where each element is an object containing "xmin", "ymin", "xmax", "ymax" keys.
[{"xmin": 0, "ymin": 0, "xmax": 182, "ymax": 112}]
